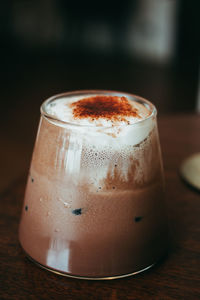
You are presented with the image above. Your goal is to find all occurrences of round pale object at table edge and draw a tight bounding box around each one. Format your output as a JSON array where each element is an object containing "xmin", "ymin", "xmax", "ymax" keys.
[{"xmin": 180, "ymin": 152, "xmax": 200, "ymax": 190}]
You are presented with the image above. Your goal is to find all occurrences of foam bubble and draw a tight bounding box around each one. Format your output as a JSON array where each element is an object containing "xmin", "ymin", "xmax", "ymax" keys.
[{"xmin": 79, "ymin": 130, "xmax": 155, "ymax": 190}]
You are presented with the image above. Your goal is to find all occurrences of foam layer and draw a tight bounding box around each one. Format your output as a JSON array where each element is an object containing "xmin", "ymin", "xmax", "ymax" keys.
[
  {"xmin": 45, "ymin": 94, "xmax": 154, "ymax": 147},
  {"xmin": 46, "ymin": 95, "xmax": 151, "ymax": 126}
]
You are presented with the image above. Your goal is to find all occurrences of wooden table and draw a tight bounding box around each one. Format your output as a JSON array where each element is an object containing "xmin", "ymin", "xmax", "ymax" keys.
[{"xmin": 1, "ymin": 114, "xmax": 200, "ymax": 300}]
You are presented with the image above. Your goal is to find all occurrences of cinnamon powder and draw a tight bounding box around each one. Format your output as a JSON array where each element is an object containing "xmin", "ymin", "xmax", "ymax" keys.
[{"xmin": 71, "ymin": 95, "xmax": 140, "ymax": 122}]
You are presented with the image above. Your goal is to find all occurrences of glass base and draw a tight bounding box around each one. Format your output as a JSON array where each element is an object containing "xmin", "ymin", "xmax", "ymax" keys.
[{"xmin": 26, "ymin": 253, "xmax": 156, "ymax": 280}]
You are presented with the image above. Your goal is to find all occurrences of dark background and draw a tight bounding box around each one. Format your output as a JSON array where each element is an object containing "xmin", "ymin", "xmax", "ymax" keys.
[{"xmin": 0, "ymin": 0, "xmax": 199, "ymax": 191}]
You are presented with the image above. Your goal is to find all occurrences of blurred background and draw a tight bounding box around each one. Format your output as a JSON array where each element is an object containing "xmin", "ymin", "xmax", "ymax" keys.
[{"xmin": 0, "ymin": 0, "xmax": 199, "ymax": 191}]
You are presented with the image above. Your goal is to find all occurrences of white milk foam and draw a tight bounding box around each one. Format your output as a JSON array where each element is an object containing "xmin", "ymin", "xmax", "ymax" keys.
[
  {"xmin": 45, "ymin": 94, "xmax": 154, "ymax": 147},
  {"xmin": 47, "ymin": 96, "xmax": 150, "ymax": 126}
]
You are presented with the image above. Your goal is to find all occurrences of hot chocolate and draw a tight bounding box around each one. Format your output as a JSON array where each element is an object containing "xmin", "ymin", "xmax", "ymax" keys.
[{"xmin": 19, "ymin": 91, "xmax": 168, "ymax": 279}]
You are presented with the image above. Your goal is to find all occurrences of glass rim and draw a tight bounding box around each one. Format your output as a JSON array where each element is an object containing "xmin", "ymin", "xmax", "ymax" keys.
[{"xmin": 40, "ymin": 90, "xmax": 157, "ymax": 128}]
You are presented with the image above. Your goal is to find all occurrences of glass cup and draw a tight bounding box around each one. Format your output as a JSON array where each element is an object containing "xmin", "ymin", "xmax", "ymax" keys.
[{"xmin": 19, "ymin": 90, "xmax": 168, "ymax": 279}]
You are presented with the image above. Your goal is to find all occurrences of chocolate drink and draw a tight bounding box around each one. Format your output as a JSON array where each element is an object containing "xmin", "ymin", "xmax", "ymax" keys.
[{"xmin": 19, "ymin": 91, "xmax": 168, "ymax": 279}]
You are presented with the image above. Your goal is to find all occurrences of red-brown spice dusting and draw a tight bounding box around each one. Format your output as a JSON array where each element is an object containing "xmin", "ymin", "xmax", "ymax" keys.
[{"xmin": 71, "ymin": 95, "xmax": 141, "ymax": 122}]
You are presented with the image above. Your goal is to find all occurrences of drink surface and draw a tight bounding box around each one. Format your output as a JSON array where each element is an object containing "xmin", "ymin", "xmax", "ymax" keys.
[
  {"xmin": 46, "ymin": 94, "xmax": 151, "ymax": 126},
  {"xmin": 19, "ymin": 92, "xmax": 168, "ymax": 278},
  {"xmin": 44, "ymin": 94, "xmax": 155, "ymax": 148}
]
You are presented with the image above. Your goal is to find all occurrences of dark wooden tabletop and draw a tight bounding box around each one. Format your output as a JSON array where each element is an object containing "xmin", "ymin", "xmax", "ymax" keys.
[{"xmin": 1, "ymin": 113, "xmax": 200, "ymax": 300}]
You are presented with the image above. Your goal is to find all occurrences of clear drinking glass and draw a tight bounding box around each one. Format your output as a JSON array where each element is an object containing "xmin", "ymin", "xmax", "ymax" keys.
[{"xmin": 19, "ymin": 90, "xmax": 168, "ymax": 279}]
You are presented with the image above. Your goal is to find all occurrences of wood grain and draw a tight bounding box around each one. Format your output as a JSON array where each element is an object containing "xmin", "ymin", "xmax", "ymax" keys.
[{"xmin": 0, "ymin": 114, "xmax": 200, "ymax": 300}]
